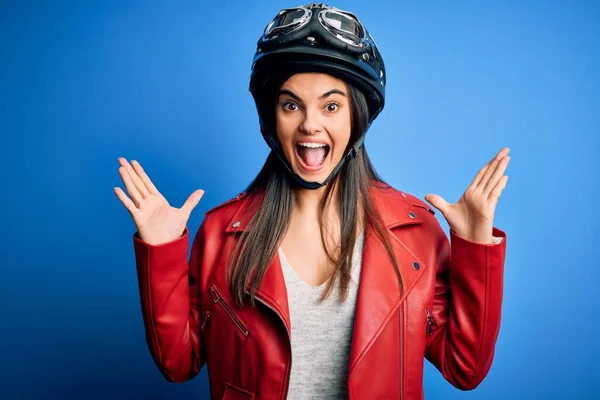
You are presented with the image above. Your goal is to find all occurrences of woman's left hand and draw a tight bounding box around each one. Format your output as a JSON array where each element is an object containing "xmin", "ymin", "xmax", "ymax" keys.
[{"xmin": 424, "ymin": 147, "xmax": 510, "ymax": 244}]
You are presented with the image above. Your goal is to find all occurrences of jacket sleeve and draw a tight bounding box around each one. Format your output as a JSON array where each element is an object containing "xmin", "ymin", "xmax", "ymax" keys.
[
  {"xmin": 132, "ymin": 222, "xmax": 207, "ymax": 383},
  {"xmin": 424, "ymin": 224, "xmax": 507, "ymax": 390}
]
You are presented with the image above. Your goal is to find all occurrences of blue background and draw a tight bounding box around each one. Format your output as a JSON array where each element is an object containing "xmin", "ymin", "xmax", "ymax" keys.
[{"xmin": 2, "ymin": 0, "xmax": 598, "ymax": 399}]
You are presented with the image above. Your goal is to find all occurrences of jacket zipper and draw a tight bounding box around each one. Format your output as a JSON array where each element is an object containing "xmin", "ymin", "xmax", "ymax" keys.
[
  {"xmin": 248, "ymin": 289, "xmax": 292, "ymax": 400},
  {"xmin": 210, "ymin": 285, "xmax": 249, "ymax": 337},
  {"xmin": 200, "ymin": 310, "xmax": 211, "ymax": 331},
  {"xmin": 399, "ymin": 304, "xmax": 404, "ymax": 400},
  {"xmin": 425, "ymin": 307, "xmax": 433, "ymax": 337}
]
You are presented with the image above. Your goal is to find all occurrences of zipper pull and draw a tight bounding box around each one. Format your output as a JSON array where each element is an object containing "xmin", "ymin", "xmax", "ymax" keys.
[
  {"xmin": 426, "ymin": 307, "xmax": 433, "ymax": 336},
  {"xmin": 201, "ymin": 311, "xmax": 211, "ymax": 331},
  {"xmin": 210, "ymin": 286, "xmax": 219, "ymax": 303}
]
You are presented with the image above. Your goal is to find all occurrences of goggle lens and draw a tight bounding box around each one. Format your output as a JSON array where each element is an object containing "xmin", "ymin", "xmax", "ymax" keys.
[
  {"xmin": 321, "ymin": 11, "xmax": 363, "ymax": 38},
  {"xmin": 264, "ymin": 8, "xmax": 310, "ymax": 38},
  {"xmin": 319, "ymin": 10, "xmax": 365, "ymax": 46}
]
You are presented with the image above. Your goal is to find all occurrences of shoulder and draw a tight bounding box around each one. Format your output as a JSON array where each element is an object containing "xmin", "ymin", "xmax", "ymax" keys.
[
  {"xmin": 193, "ymin": 191, "xmax": 250, "ymax": 247},
  {"xmin": 200, "ymin": 189, "xmax": 265, "ymax": 235},
  {"xmin": 370, "ymin": 181, "xmax": 436, "ymax": 216},
  {"xmin": 399, "ymin": 192, "xmax": 436, "ymax": 216},
  {"xmin": 205, "ymin": 191, "xmax": 248, "ymax": 217},
  {"xmin": 200, "ymin": 191, "xmax": 251, "ymax": 231},
  {"xmin": 370, "ymin": 182, "xmax": 449, "ymax": 252},
  {"xmin": 370, "ymin": 181, "xmax": 446, "ymax": 240}
]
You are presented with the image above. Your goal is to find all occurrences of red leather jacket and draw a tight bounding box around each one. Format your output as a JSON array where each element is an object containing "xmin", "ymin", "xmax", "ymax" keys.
[{"xmin": 133, "ymin": 182, "xmax": 506, "ymax": 399}]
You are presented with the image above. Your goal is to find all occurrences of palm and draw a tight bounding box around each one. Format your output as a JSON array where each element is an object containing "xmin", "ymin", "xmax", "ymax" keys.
[
  {"xmin": 425, "ymin": 147, "xmax": 510, "ymax": 244},
  {"xmin": 133, "ymin": 193, "xmax": 184, "ymax": 242},
  {"xmin": 114, "ymin": 158, "xmax": 204, "ymax": 245},
  {"xmin": 444, "ymin": 193, "xmax": 493, "ymax": 238}
]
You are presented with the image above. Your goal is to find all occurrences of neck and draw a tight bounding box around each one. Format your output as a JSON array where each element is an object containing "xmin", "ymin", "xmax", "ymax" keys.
[
  {"xmin": 291, "ymin": 181, "xmax": 339, "ymax": 219},
  {"xmin": 289, "ymin": 180, "xmax": 365, "ymax": 238}
]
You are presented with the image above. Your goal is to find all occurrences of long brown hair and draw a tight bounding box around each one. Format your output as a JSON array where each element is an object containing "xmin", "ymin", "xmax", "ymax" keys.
[{"xmin": 227, "ymin": 78, "xmax": 403, "ymax": 307}]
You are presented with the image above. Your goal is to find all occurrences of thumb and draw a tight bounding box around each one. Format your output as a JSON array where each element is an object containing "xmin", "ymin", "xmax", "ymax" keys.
[
  {"xmin": 181, "ymin": 189, "xmax": 205, "ymax": 217},
  {"xmin": 424, "ymin": 193, "xmax": 450, "ymax": 216}
]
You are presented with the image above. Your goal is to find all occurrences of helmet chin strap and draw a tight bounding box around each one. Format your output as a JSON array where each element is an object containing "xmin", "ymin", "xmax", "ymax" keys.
[{"xmin": 266, "ymin": 133, "xmax": 367, "ymax": 190}]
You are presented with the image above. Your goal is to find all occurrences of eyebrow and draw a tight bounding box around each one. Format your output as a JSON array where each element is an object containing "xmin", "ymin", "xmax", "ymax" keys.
[{"xmin": 278, "ymin": 88, "xmax": 347, "ymax": 102}]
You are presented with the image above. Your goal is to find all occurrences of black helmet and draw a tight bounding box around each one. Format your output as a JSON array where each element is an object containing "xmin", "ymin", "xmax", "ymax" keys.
[{"xmin": 249, "ymin": 3, "xmax": 386, "ymax": 190}]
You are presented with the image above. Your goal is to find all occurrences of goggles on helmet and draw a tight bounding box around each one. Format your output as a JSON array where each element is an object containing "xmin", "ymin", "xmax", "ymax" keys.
[{"xmin": 259, "ymin": 5, "xmax": 373, "ymax": 54}]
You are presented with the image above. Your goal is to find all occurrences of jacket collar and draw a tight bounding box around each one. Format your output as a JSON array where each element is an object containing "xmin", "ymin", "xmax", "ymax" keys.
[
  {"xmin": 224, "ymin": 182, "xmax": 424, "ymax": 233},
  {"xmin": 224, "ymin": 182, "xmax": 429, "ymax": 370}
]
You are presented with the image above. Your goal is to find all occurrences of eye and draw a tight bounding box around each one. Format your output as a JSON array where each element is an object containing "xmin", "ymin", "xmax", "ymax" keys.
[
  {"xmin": 282, "ymin": 101, "xmax": 299, "ymax": 111},
  {"xmin": 325, "ymin": 102, "xmax": 339, "ymax": 113}
]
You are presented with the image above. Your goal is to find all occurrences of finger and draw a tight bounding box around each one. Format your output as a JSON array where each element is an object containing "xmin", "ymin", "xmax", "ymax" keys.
[
  {"xmin": 181, "ymin": 189, "xmax": 205, "ymax": 217},
  {"xmin": 119, "ymin": 166, "xmax": 143, "ymax": 207},
  {"xmin": 470, "ymin": 162, "xmax": 491, "ymax": 190},
  {"xmin": 470, "ymin": 147, "xmax": 510, "ymax": 189},
  {"xmin": 131, "ymin": 160, "xmax": 159, "ymax": 194},
  {"xmin": 114, "ymin": 186, "xmax": 138, "ymax": 215},
  {"xmin": 490, "ymin": 147, "xmax": 510, "ymax": 161},
  {"xmin": 488, "ymin": 175, "xmax": 508, "ymax": 209},
  {"xmin": 475, "ymin": 148, "xmax": 509, "ymax": 191},
  {"xmin": 424, "ymin": 193, "xmax": 450, "ymax": 216},
  {"xmin": 119, "ymin": 158, "xmax": 149, "ymax": 198},
  {"xmin": 483, "ymin": 155, "xmax": 510, "ymax": 196}
]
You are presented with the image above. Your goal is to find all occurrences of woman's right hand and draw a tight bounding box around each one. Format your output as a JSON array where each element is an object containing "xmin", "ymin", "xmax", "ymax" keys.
[{"xmin": 114, "ymin": 157, "xmax": 205, "ymax": 245}]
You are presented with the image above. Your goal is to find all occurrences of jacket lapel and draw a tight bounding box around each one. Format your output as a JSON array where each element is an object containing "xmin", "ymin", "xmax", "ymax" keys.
[
  {"xmin": 348, "ymin": 184, "xmax": 428, "ymax": 372},
  {"xmin": 225, "ymin": 191, "xmax": 291, "ymax": 334}
]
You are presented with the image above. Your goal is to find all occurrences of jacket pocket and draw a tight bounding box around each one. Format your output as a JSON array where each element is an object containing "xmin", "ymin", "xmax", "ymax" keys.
[
  {"xmin": 210, "ymin": 284, "xmax": 250, "ymax": 339},
  {"xmin": 221, "ymin": 382, "xmax": 255, "ymax": 400}
]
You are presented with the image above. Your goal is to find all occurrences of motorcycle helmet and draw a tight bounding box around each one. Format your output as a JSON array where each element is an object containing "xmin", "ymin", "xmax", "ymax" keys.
[{"xmin": 249, "ymin": 3, "xmax": 386, "ymax": 189}]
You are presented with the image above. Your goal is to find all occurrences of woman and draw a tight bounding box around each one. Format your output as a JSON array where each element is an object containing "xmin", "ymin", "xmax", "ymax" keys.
[{"xmin": 115, "ymin": 4, "xmax": 509, "ymax": 399}]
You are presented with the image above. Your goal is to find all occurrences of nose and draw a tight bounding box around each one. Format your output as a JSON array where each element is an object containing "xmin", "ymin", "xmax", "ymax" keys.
[{"xmin": 299, "ymin": 107, "xmax": 323, "ymax": 135}]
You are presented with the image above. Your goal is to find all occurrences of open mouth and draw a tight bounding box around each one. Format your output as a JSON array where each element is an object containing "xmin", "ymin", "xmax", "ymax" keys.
[{"xmin": 295, "ymin": 142, "xmax": 331, "ymax": 171}]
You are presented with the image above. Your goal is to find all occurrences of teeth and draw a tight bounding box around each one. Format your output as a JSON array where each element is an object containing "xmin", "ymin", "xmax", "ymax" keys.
[{"xmin": 297, "ymin": 142, "xmax": 328, "ymax": 148}]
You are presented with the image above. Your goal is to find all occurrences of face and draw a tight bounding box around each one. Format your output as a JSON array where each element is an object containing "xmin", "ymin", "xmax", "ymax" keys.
[{"xmin": 275, "ymin": 72, "xmax": 352, "ymax": 184}]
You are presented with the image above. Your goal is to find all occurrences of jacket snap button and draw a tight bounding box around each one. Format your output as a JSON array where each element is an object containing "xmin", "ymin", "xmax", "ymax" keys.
[
  {"xmin": 232, "ymin": 221, "xmax": 240, "ymax": 228},
  {"xmin": 408, "ymin": 212, "xmax": 416, "ymax": 219},
  {"xmin": 412, "ymin": 261, "xmax": 420, "ymax": 270}
]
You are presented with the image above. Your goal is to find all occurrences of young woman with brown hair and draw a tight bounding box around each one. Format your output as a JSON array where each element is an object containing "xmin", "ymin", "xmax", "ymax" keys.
[{"xmin": 115, "ymin": 4, "xmax": 509, "ymax": 399}]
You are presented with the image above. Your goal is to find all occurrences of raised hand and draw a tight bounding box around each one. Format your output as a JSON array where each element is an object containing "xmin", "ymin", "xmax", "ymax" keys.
[
  {"xmin": 424, "ymin": 147, "xmax": 510, "ymax": 244},
  {"xmin": 114, "ymin": 157, "xmax": 204, "ymax": 245}
]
